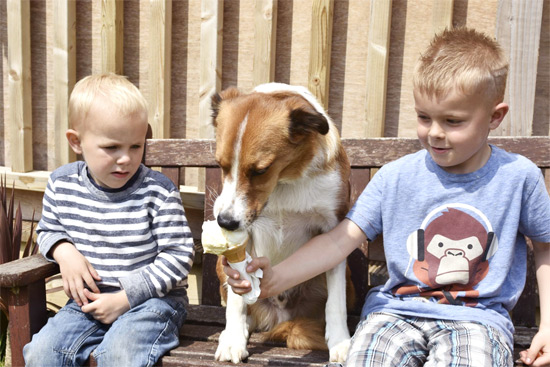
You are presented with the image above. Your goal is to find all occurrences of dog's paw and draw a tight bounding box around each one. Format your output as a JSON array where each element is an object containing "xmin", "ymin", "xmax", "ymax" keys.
[
  {"xmin": 329, "ymin": 338, "xmax": 350, "ymax": 363},
  {"xmin": 215, "ymin": 330, "xmax": 249, "ymax": 363}
]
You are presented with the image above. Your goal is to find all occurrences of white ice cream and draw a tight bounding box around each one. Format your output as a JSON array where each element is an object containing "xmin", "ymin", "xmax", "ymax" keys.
[{"xmin": 201, "ymin": 220, "xmax": 248, "ymax": 255}]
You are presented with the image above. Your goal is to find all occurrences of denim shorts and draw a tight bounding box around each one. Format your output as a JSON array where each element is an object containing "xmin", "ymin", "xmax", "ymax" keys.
[{"xmin": 23, "ymin": 296, "xmax": 187, "ymax": 367}]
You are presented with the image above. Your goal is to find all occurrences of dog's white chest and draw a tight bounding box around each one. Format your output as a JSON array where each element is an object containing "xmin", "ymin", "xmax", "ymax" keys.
[{"xmin": 250, "ymin": 209, "xmax": 335, "ymax": 265}]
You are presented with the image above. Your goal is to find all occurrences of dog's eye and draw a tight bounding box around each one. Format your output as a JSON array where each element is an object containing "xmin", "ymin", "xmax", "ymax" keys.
[{"xmin": 250, "ymin": 165, "xmax": 270, "ymax": 177}]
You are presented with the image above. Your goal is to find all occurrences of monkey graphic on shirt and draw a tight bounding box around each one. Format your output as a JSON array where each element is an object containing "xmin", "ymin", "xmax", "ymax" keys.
[{"xmin": 394, "ymin": 206, "xmax": 498, "ymax": 306}]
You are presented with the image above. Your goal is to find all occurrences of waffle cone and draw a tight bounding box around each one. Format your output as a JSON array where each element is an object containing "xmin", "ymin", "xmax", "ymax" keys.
[{"xmin": 223, "ymin": 240, "xmax": 248, "ymax": 263}]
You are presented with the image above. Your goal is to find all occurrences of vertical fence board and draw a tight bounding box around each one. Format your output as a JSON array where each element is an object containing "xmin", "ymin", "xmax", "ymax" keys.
[
  {"xmin": 101, "ymin": 0, "xmax": 123, "ymax": 74},
  {"xmin": 432, "ymin": 0, "xmax": 454, "ymax": 34},
  {"xmin": 308, "ymin": 0, "xmax": 333, "ymax": 108},
  {"xmin": 199, "ymin": 0, "xmax": 223, "ymax": 139},
  {"xmin": 364, "ymin": 0, "xmax": 392, "ymax": 137},
  {"xmin": 495, "ymin": 0, "xmax": 544, "ymax": 136},
  {"xmin": 1, "ymin": 0, "xmax": 549, "ymax": 191},
  {"xmin": 148, "ymin": 0, "xmax": 172, "ymax": 139},
  {"xmin": 7, "ymin": 0, "xmax": 32, "ymax": 173},
  {"xmin": 53, "ymin": 0, "xmax": 76, "ymax": 167},
  {"xmin": 253, "ymin": 0, "xmax": 277, "ymax": 86}
]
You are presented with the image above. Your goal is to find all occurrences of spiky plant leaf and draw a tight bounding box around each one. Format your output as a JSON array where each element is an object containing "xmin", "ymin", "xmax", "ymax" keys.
[
  {"xmin": 0, "ymin": 175, "xmax": 5, "ymax": 209},
  {"xmin": 7, "ymin": 183, "xmax": 15, "ymax": 242},
  {"xmin": 12, "ymin": 204, "xmax": 22, "ymax": 260},
  {"xmin": 0, "ymin": 291, "xmax": 6, "ymax": 315},
  {"xmin": 0, "ymin": 201, "xmax": 11, "ymax": 264},
  {"xmin": 22, "ymin": 210, "xmax": 37, "ymax": 258}
]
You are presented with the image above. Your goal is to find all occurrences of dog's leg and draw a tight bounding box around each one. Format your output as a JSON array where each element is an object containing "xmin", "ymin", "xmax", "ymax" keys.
[
  {"xmin": 325, "ymin": 260, "xmax": 351, "ymax": 362},
  {"xmin": 215, "ymin": 287, "xmax": 250, "ymax": 363}
]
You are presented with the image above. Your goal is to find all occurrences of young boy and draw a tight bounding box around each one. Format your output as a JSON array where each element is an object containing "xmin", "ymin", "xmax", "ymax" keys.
[
  {"xmin": 24, "ymin": 73, "xmax": 195, "ymax": 366},
  {"xmin": 225, "ymin": 28, "xmax": 550, "ymax": 366}
]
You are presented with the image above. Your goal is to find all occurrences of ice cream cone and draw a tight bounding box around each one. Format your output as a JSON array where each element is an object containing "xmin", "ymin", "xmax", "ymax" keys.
[{"xmin": 223, "ymin": 239, "xmax": 248, "ymax": 263}]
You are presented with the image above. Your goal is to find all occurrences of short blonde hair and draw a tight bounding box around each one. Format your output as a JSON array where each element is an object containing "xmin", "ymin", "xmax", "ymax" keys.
[
  {"xmin": 413, "ymin": 27, "xmax": 508, "ymax": 103},
  {"xmin": 68, "ymin": 73, "xmax": 148, "ymax": 129}
]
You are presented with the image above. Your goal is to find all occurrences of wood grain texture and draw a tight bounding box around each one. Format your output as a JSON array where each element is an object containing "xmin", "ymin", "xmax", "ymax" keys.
[{"xmin": 7, "ymin": 0, "xmax": 32, "ymax": 172}]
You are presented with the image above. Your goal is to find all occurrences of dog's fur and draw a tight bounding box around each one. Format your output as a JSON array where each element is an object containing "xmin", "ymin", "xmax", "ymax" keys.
[{"xmin": 210, "ymin": 83, "xmax": 353, "ymax": 363}]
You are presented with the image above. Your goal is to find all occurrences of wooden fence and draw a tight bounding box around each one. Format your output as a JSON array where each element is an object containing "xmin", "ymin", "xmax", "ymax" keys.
[{"xmin": 1, "ymin": 0, "xmax": 549, "ymax": 219}]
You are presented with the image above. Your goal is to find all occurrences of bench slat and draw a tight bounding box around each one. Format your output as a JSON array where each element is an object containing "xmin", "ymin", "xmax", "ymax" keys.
[
  {"xmin": 344, "ymin": 137, "xmax": 550, "ymax": 167},
  {"xmin": 144, "ymin": 139, "xmax": 218, "ymax": 167},
  {"xmin": 168, "ymin": 340, "xmax": 328, "ymax": 366},
  {"xmin": 145, "ymin": 137, "xmax": 550, "ymax": 169}
]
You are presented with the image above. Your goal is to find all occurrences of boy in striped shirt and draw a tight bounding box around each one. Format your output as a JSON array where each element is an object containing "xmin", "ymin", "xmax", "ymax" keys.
[{"xmin": 24, "ymin": 73, "xmax": 194, "ymax": 367}]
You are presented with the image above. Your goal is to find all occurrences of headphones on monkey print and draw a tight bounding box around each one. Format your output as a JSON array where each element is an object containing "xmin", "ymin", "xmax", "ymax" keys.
[{"xmin": 406, "ymin": 203, "xmax": 498, "ymax": 262}]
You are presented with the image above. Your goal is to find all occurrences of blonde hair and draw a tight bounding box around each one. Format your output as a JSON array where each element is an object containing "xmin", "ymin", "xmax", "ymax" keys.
[
  {"xmin": 68, "ymin": 73, "xmax": 148, "ymax": 129},
  {"xmin": 413, "ymin": 27, "xmax": 508, "ymax": 103}
]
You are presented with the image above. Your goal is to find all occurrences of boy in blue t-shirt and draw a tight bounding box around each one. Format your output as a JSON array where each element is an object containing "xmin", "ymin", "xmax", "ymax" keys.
[{"xmin": 224, "ymin": 28, "xmax": 550, "ymax": 366}]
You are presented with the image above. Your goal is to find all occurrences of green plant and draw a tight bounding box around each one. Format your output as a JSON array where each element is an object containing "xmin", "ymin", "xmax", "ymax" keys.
[{"xmin": 0, "ymin": 175, "xmax": 38, "ymax": 363}]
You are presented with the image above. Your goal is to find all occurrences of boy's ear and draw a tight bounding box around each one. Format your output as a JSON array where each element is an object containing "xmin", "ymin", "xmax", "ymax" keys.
[
  {"xmin": 489, "ymin": 102, "xmax": 509, "ymax": 130},
  {"xmin": 66, "ymin": 129, "xmax": 83, "ymax": 154}
]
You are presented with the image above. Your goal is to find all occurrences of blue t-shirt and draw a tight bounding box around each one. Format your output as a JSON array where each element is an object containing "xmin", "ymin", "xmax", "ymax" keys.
[{"xmin": 346, "ymin": 145, "xmax": 550, "ymax": 348}]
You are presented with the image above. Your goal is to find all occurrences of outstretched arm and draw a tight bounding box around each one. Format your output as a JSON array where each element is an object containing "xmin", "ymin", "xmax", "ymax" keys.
[
  {"xmin": 225, "ymin": 218, "xmax": 366, "ymax": 298},
  {"xmin": 520, "ymin": 240, "xmax": 550, "ymax": 367}
]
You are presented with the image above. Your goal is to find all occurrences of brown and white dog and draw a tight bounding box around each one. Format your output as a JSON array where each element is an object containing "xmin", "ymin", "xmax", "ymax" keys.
[{"xmin": 210, "ymin": 83, "xmax": 353, "ymax": 363}]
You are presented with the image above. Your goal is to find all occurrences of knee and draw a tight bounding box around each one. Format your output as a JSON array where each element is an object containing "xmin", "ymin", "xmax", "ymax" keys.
[
  {"xmin": 23, "ymin": 337, "xmax": 59, "ymax": 366},
  {"xmin": 93, "ymin": 347, "xmax": 157, "ymax": 367}
]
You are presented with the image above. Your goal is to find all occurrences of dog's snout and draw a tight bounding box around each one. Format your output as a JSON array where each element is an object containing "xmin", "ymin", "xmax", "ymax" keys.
[{"xmin": 217, "ymin": 213, "xmax": 240, "ymax": 231}]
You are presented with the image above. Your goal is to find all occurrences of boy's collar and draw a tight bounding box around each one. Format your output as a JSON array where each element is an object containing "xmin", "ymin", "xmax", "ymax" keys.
[
  {"xmin": 85, "ymin": 165, "xmax": 143, "ymax": 193},
  {"xmin": 425, "ymin": 145, "xmax": 497, "ymax": 182}
]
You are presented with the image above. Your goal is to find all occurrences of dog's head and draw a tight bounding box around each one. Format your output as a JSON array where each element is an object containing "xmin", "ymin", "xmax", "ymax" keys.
[{"xmin": 210, "ymin": 83, "xmax": 343, "ymax": 231}]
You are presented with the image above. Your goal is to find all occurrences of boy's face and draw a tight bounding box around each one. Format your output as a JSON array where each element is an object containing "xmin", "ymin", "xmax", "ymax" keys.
[
  {"xmin": 414, "ymin": 88, "xmax": 507, "ymax": 174},
  {"xmin": 67, "ymin": 96, "xmax": 148, "ymax": 189}
]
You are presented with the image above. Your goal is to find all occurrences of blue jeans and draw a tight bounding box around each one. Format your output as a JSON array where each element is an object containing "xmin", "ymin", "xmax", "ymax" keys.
[{"xmin": 23, "ymin": 296, "xmax": 187, "ymax": 367}]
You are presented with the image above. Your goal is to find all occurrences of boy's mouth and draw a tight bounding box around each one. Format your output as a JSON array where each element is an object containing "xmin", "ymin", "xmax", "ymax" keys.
[
  {"xmin": 112, "ymin": 171, "xmax": 129, "ymax": 178},
  {"xmin": 430, "ymin": 146, "xmax": 450, "ymax": 154}
]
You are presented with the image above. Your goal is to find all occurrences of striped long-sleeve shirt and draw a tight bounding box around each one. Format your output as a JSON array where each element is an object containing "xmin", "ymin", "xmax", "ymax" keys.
[{"xmin": 37, "ymin": 161, "xmax": 195, "ymax": 308}]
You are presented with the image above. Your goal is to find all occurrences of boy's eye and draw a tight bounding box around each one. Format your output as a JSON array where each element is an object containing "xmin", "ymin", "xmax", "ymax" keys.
[
  {"xmin": 446, "ymin": 119, "xmax": 462, "ymax": 124},
  {"xmin": 417, "ymin": 114, "xmax": 430, "ymax": 121},
  {"xmin": 130, "ymin": 144, "xmax": 142, "ymax": 149},
  {"xmin": 104, "ymin": 146, "xmax": 118, "ymax": 150}
]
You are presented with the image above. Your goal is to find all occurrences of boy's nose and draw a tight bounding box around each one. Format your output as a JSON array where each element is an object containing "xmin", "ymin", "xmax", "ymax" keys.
[
  {"xmin": 428, "ymin": 121, "xmax": 445, "ymax": 139},
  {"xmin": 117, "ymin": 152, "xmax": 131, "ymax": 164}
]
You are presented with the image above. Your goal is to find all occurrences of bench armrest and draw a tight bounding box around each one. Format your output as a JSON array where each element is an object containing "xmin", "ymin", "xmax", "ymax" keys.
[
  {"xmin": 0, "ymin": 254, "xmax": 59, "ymax": 287},
  {"xmin": 0, "ymin": 254, "xmax": 59, "ymax": 366}
]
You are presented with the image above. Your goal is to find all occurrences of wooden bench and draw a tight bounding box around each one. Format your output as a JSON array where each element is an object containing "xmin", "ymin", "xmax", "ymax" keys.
[{"xmin": 1, "ymin": 136, "xmax": 548, "ymax": 366}]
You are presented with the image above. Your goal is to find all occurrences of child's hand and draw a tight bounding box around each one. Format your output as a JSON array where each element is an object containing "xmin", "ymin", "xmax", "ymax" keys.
[
  {"xmin": 81, "ymin": 289, "xmax": 130, "ymax": 324},
  {"xmin": 51, "ymin": 242, "xmax": 101, "ymax": 306},
  {"xmin": 222, "ymin": 255, "xmax": 274, "ymax": 298},
  {"xmin": 520, "ymin": 327, "xmax": 550, "ymax": 366}
]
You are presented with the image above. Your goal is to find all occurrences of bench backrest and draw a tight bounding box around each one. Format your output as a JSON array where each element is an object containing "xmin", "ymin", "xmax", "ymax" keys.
[{"xmin": 144, "ymin": 136, "xmax": 550, "ymax": 326}]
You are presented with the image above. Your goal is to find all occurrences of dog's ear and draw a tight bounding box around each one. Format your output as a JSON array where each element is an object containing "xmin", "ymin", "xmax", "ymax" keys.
[
  {"xmin": 211, "ymin": 93, "xmax": 222, "ymax": 124},
  {"xmin": 211, "ymin": 87, "xmax": 242, "ymax": 125},
  {"xmin": 288, "ymin": 108, "xmax": 329, "ymax": 143}
]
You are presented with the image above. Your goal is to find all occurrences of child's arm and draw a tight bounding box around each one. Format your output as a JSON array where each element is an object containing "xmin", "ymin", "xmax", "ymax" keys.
[
  {"xmin": 520, "ymin": 240, "xmax": 550, "ymax": 366},
  {"xmin": 38, "ymin": 173, "xmax": 101, "ymax": 306},
  {"xmin": 50, "ymin": 241, "xmax": 101, "ymax": 307},
  {"xmin": 118, "ymin": 190, "xmax": 194, "ymax": 308},
  {"xmin": 225, "ymin": 218, "xmax": 366, "ymax": 298}
]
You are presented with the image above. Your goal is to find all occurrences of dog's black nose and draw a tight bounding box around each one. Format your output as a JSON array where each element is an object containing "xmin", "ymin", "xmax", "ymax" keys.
[{"xmin": 217, "ymin": 213, "xmax": 240, "ymax": 231}]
